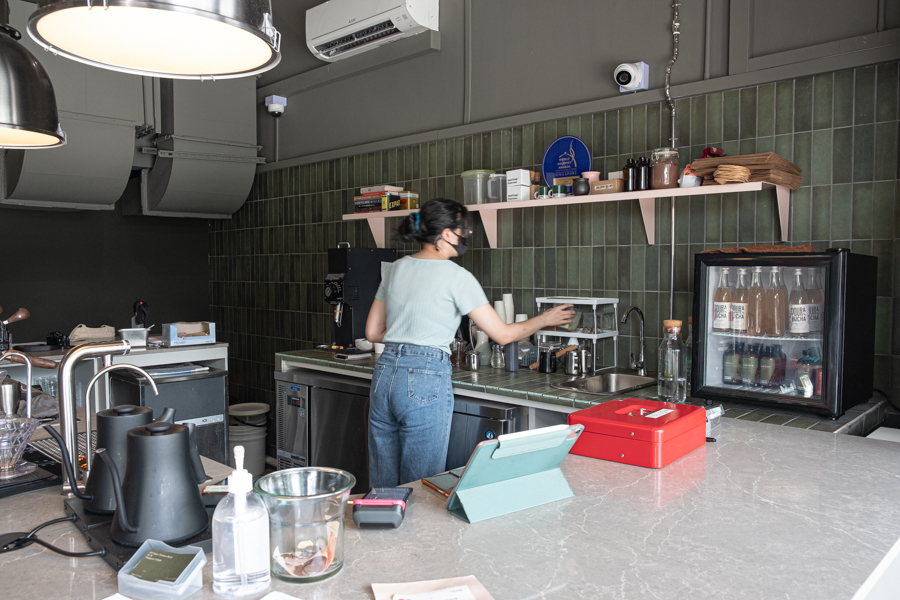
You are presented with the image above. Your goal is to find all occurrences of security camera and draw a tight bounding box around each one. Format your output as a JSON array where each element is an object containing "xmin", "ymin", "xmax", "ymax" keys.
[
  {"xmin": 265, "ymin": 95, "xmax": 287, "ymax": 117},
  {"xmin": 614, "ymin": 62, "xmax": 649, "ymax": 93}
]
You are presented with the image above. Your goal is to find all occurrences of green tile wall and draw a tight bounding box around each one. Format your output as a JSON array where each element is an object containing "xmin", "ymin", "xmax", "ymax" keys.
[{"xmin": 211, "ymin": 62, "xmax": 900, "ymax": 411}]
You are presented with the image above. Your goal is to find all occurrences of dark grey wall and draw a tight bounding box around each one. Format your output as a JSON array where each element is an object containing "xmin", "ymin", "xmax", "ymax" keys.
[
  {"xmin": 258, "ymin": 0, "xmax": 899, "ymax": 164},
  {"xmin": 0, "ymin": 202, "xmax": 210, "ymax": 343}
]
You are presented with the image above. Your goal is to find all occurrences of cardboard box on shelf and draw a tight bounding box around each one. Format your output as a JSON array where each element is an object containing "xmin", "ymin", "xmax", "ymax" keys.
[
  {"xmin": 506, "ymin": 185, "xmax": 537, "ymax": 202},
  {"xmin": 506, "ymin": 169, "xmax": 539, "ymax": 187},
  {"xmin": 590, "ymin": 180, "xmax": 625, "ymax": 194}
]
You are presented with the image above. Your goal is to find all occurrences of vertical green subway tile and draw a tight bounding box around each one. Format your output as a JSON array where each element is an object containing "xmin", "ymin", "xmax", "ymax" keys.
[
  {"xmin": 707, "ymin": 93, "xmax": 723, "ymax": 144},
  {"xmin": 592, "ymin": 247, "xmax": 604, "ymax": 293},
  {"xmin": 756, "ymin": 136, "xmax": 774, "ymax": 153},
  {"xmin": 579, "ymin": 204, "xmax": 592, "ymax": 247},
  {"xmin": 647, "ymin": 103, "xmax": 662, "ymax": 150},
  {"xmin": 619, "ymin": 108, "xmax": 633, "ymax": 155},
  {"xmin": 632, "ymin": 200, "xmax": 646, "ymax": 244},
  {"xmin": 738, "ymin": 191, "xmax": 756, "ymax": 244},
  {"xmin": 498, "ymin": 209, "xmax": 514, "ymax": 248},
  {"xmin": 722, "ymin": 140, "xmax": 740, "ymax": 158},
  {"xmin": 873, "ymin": 240, "xmax": 893, "ymax": 296},
  {"xmin": 631, "ymin": 245, "xmax": 645, "ymax": 291},
  {"xmin": 676, "ymin": 98, "xmax": 691, "ymax": 147},
  {"xmin": 830, "ymin": 184, "xmax": 852, "ymax": 240},
  {"xmin": 533, "ymin": 206, "xmax": 545, "ymax": 247},
  {"xmin": 875, "ymin": 296, "xmax": 892, "ymax": 354},
  {"xmin": 512, "ymin": 127, "xmax": 523, "ymax": 169},
  {"xmin": 774, "ymin": 134, "xmax": 793, "ymax": 162},
  {"xmin": 673, "ymin": 244, "xmax": 689, "ymax": 293},
  {"xmin": 658, "ymin": 197, "xmax": 671, "ymax": 246},
  {"xmin": 618, "ymin": 201, "xmax": 632, "ymax": 246},
  {"xmin": 674, "ymin": 197, "xmax": 690, "ymax": 244},
  {"xmin": 523, "ymin": 247, "xmax": 535, "ymax": 288},
  {"xmin": 605, "ymin": 111, "xmax": 618, "ymax": 160},
  {"xmin": 691, "ymin": 96, "xmax": 707, "ymax": 146},
  {"xmin": 832, "ymin": 127, "xmax": 853, "ymax": 184},
  {"xmin": 512, "ymin": 248, "xmax": 523, "ymax": 287},
  {"xmin": 568, "ymin": 204, "xmax": 581, "ymax": 246},
  {"xmin": 811, "ymin": 129, "xmax": 832, "ymax": 186},
  {"xmin": 724, "ymin": 89, "xmax": 740, "ymax": 141},
  {"xmin": 556, "ymin": 206, "xmax": 568, "ymax": 246},
  {"xmin": 557, "ymin": 118, "xmax": 568, "ymax": 137},
  {"xmin": 605, "ymin": 246, "xmax": 618, "ymax": 291},
  {"xmin": 632, "ymin": 105, "xmax": 647, "ymax": 153},
  {"xmin": 567, "ymin": 116, "xmax": 582, "ymax": 141},
  {"xmin": 775, "ymin": 81, "xmax": 794, "ymax": 135},
  {"xmin": 591, "ymin": 203, "xmax": 605, "ymax": 245},
  {"xmin": 661, "ymin": 107, "xmax": 672, "ymax": 148},
  {"xmin": 556, "ymin": 248, "xmax": 567, "ymax": 288},
  {"xmin": 793, "ymin": 131, "xmax": 812, "ymax": 180},
  {"xmin": 833, "ymin": 69, "xmax": 854, "ymax": 127},
  {"xmin": 605, "ymin": 202, "xmax": 618, "ymax": 245},
  {"xmin": 689, "ymin": 196, "xmax": 705, "ymax": 244},
  {"xmin": 757, "ymin": 83, "xmax": 776, "ymax": 138},
  {"xmin": 523, "ymin": 207, "xmax": 535, "ymax": 247},
  {"xmin": 791, "ymin": 186, "xmax": 811, "ymax": 242},
  {"xmin": 740, "ymin": 87, "xmax": 757, "ymax": 139},
  {"xmin": 852, "ymin": 183, "xmax": 874, "ymax": 239},
  {"xmin": 543, "ymin": 120, "xmax": 557, "ymax": 149},
  {"xmin": 853, "ymin": 124, "xmax": 875, "ymax": 182},
  {"xmin": 813, "ymin": 73, "xmax": 833, "ymax": 130},
  {"xmin": 645, "ymin": 244, "xmax": 659, "ymax": 291},
  {"xmin": 533, "ymin": 122, "xmax": 544, "ymax": 164},
  {"xmin": 855, "ymin": 65, "xmax": 876, "ymax": 125},
  {"xmin": 794, "ymin": 76, "xmax": 813, "ymax": 132},
  {"xmin": 567, "ymin": 247, "xmax": 580, "ymax": 289},
  {"xmin": 873, "ymin": 181, "xmax": 895, "ymax": 239},
  {"xmin": 489, "ymin": 132, "xmax": 501, "ymax": 171},
  {"xmin": 591, "ymin": 113, "xmax": 605, "ymax": 157},
  {"xmin": 500, "ymin": 129, "xmax": 512, "ymax": 170},
  {"xmin": 533, "ymin": 247, "xmax": 544, "ymax": 288},
  {"xmin": 659, "ymin": 243, "xmax": 671, "ymax": 292},
  {"xmin": 739, "ymin": 139, "xmax": 757, "ymax": 155},
  {"xmin": 874, "ymin": 121, "xmax": 898, "ymax": 181},
  {"xmin": 544, "ymin": 205, "xmax": 557, "ymax": 246},
  {"xmin": 522, "ymin": 125, "xmax": 534, "ymax": 169},
  {"xmin": 722, "ymin": 193, "xmax": 738, "ymax": 243},
  {"xmin": 705, "ymin": 194, "xmax": 721, "ymax": 244},
  {"xmin": 756, "ymin": 190, "xmax": 775, "ymax": 244},
  {"xmin": 876, "ymin": 62, "xmax": 899, "ymax": 122},
  {"xmin": 617, "ymin": 246, "xmax": 631, "ymax": 291},
  {"xmin": 579, "ymin": 247, "xmax": 592, "ymax": 291}
]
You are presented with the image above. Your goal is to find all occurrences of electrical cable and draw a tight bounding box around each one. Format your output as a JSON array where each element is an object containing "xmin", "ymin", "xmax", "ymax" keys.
[{"xmin": 0, "ymin": 515, "xmax": 105, "ymax": 558}]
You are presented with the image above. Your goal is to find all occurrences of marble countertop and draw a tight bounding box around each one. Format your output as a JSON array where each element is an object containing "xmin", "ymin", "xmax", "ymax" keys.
[
  {"xmin": 2, "ymin": 418, "xmax": 899, "ymax": 599},
  {"xmin": 277, "ymin": 349, "xmax": 888, "ymax": 435}
]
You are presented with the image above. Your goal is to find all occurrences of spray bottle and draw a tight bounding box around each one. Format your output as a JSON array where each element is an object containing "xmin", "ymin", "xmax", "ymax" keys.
[{"xmin": 212, "ymin": 445, "xmax": 270, "ymax": 597}]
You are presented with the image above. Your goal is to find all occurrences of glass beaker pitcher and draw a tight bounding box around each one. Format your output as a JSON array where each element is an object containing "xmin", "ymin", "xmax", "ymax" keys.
[{"xmin": 254, "ymin": 467, "xmax": 356, "ymax": 582}]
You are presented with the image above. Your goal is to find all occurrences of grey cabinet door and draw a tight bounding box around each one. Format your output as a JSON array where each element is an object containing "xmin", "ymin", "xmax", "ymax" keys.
[{"xmin": 310, "ymin": 387, "xmax": 369, "ymax": 494}]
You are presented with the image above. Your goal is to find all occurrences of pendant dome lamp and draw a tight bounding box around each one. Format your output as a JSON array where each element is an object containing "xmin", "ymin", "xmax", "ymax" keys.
[
  {"xmin": 26, "ymin": 0, "xmax": 282, "ymax": 80},
  {"xmin": 0, "ymin": 23, "xmax": 66, "ymax": 148}
]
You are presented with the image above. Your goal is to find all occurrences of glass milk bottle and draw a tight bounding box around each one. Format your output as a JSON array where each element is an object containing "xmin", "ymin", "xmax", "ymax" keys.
[
  {"xmin": 765, "ymin": 267, "xmax": 788, "ymax": 337},
  {"xmin": 712, "ymin": 268, "xmax": 732, "ymax": 333},
  {"xmin": 747, "ymin": 266, "xmax": 767, "ymax": 336},
  {"xmin": 807, "ymin": 269, "xmax": 825, "ymax": 334},
  {"xmin": 788, "ymin": 268, "xmax": 810, "ymax": 338},
  {"xmin": 658, "ymin": 320, "xmax": 688, "ymax": 401},
  {"xmin": 732, "ymin": 268, "xmax": 749, "ymax": 334}
]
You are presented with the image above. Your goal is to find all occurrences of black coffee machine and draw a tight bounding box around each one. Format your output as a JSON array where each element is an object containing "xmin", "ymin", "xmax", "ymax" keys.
[{"xmin": 324, "ymin": 243, "xmax": 396, "ymax": 348}]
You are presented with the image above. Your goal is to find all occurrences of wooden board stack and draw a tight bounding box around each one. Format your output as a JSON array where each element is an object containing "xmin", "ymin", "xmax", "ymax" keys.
[{"xmin": 690, "ymin": 152, "xmax": 802, "ymax": 190}]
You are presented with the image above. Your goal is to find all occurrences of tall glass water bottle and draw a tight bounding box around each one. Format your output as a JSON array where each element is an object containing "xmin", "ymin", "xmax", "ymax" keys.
[{"xmin": 658, "ymin": 320, "xmax": 688, "ymax": 401}]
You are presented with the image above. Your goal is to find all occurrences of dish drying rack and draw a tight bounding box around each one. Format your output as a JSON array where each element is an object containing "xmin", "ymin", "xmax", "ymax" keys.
[{"xmin": 535, "ymin": 297, "xmax": 619, "ymax": 373}]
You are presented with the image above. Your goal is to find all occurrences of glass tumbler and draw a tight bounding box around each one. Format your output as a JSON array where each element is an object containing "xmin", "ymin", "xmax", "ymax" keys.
[{"xmin": 254, "ymin": 467, "xmax": 355, "ymax": 583}]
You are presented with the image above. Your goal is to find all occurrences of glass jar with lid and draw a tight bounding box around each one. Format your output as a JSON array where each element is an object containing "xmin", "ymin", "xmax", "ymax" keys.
[{"xmin": 650, "ymin": 147, "xmax": 680, "ymax": 189}]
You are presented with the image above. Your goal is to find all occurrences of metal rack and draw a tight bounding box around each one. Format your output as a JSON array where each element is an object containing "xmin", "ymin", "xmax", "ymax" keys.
[{"xmin": 535, "ymin": 297, "xmax": 619, "ymax": 373}]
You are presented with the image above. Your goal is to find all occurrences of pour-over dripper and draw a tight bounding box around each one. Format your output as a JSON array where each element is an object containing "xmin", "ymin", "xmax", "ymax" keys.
[{"xmin": 0, "ymin": 416, "xmax": 39, "ymax": 479}]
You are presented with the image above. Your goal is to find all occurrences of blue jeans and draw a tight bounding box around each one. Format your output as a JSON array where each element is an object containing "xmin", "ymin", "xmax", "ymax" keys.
[{"xmin": 368, "ymin": 343, "xmax": 454, "ymax": 488}]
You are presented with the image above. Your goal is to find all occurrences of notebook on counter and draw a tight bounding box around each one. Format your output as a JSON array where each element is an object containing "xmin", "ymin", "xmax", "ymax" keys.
[{"xmin": 443, "ymin": 424, "xmax": 584, "ymax": 523}]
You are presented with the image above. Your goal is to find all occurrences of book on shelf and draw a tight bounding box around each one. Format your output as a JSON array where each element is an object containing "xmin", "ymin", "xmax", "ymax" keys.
[{"xmin": 359, "ymin": 184, "xmax": 403, "ymax": 194}]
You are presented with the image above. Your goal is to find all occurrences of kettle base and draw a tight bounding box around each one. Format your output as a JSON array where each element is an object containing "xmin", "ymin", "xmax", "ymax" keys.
[{"xmin": 63, "ymin": 497, "xmax": 213, "ymax": 571}]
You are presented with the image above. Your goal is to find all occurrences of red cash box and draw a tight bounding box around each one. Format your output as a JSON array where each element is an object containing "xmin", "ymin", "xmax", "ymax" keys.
[{"xmin": 567, "ymin": 398, "xmax": 706, "ymax": 469}]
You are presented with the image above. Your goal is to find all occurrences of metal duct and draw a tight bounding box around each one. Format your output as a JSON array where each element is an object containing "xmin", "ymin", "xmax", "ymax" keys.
[{"xmin": 138, "ymin": 78, "xmax": 261, "ymax": 218}]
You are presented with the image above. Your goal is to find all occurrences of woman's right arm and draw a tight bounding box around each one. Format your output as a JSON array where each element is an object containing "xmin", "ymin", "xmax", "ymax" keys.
[
  {"xmin": 468, "ymin": 303, "xmax": 574, "ymax": 345},
  {"xmin": 365, "ymin": 299, "xmax": 388, "ymax": 343}
]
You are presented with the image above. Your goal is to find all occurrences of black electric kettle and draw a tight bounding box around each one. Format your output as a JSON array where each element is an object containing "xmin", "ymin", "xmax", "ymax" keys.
[
  {"xmin": 96, "ymin": 421, "xmax": 209, "ymax": 547},
  {"xmin": 82, "ymin": 405, "xmax": 175, "ymax": 514}
]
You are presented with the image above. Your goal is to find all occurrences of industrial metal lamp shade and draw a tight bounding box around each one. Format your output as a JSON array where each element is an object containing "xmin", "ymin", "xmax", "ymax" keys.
[
  {"xmin": 27, "ymin": 0, "xmax": 282, "ymax": 79},
  {"xmin": 0, "ymin": 27, "xmax": 66, "ymax": 148}
]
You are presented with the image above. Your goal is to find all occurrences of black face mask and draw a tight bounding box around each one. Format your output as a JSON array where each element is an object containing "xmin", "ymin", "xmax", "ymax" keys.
[{"xmin": 449, "ymin": 234, "xmax": 468, "ymax": 257}]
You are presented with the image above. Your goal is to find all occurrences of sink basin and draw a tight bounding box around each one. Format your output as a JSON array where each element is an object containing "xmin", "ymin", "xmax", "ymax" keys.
[{"xmin": 552, "ymin": 373, "xmax": 656, "ymax": 396}]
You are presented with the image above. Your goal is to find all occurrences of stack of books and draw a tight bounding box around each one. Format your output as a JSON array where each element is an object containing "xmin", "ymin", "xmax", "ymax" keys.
[{"xmin": 353, "ymin": 185, "xmax": 420, "ymax": 213}]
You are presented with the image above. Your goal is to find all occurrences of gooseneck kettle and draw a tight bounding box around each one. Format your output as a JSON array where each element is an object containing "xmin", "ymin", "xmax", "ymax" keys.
[{"xmin": 97, "ymin": 421, "xmax": 209, "ymax": 547}]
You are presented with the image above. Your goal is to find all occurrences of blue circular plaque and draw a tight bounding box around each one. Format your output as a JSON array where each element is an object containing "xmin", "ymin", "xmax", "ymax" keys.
[{"xmin": 541, "ymin": 135, "xmax": 592, "ymax": 187}]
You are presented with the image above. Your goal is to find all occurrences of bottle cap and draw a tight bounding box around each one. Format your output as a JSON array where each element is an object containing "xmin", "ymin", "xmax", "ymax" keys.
[
  {"xmin": 228, "ymin": 445, "xmax": 252, "ymax": 496},
  {"xmin": 663, "ymin": 319, "xmax": 682, "ymax": 331},
  {"xmin": 752, "ymin": 266, "xmax": 763, "ymax": 272},
  {"xmin": 794, "ymin": 268, "xmax": 803, "ymax": 274}
]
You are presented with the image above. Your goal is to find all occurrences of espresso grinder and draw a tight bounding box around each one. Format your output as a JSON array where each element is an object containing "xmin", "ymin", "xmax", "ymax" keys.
[{"xmin": 324, "ymin": 243, "xmax": 396, "ymax": 348}]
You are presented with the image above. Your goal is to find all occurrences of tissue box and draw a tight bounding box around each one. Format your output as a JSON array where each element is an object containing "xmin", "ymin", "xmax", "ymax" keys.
[
  {"xmin": 506, "ymin": 169, "xmax": 538, "ymax": 187},
  {"xmin": 506, "ymin": 185, "xmax": 536, "ymax": 202},
  {"xmin": 162, "ymin": 322, "xmax": 216, "ymax": 347}
]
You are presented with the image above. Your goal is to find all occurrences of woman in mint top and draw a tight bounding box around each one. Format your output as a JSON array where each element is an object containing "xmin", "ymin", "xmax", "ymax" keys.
[{"xmin": 365, "ymin": 198, "xmax": 574, "ymax": 487}]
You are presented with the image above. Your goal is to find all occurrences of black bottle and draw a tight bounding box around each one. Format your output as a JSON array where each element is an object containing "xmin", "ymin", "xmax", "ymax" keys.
[
  {"xmin": 623, "ymin": 159, "xmax": 638, "ymax": 192},
  {"xmin": 637, "ymin": 157, "xmax": 650, "ymax": 190}
]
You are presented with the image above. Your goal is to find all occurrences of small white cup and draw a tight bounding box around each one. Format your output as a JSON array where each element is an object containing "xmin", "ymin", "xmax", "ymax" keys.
[
  {"xmin": 373, "ymin": 342, "xmax": 385, "ymax": 354},
  {"xmin": 355, "ymin": 338, "xmax": 373, "ymax": 351}
]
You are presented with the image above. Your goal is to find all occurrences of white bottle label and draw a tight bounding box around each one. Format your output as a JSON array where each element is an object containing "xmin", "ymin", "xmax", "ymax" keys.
[
  {"xmin": 713, "ymin": 302, "xmax": 731, "ymax": 330},
  {"xmin": 808, "ymin": 303, "xmax": 823, "ymax": 332},
  {"xmin": 731, "ymin": 303, "xmax": 748, "ymax": 331},
  {"xmin": 789, "ymin": 304, "xmax": 810, "ymax": 334}
]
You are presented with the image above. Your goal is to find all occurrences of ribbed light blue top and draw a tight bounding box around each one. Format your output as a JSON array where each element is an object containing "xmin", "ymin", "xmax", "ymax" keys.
[{"xmin": 375, "ymin": 257, "xmax": 489, "ymax": 353}]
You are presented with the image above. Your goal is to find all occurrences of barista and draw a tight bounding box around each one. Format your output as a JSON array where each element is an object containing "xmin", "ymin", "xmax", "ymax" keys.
[{"xmin": 365, "ymin": 198, "xmax": 573, "ymax": 487}]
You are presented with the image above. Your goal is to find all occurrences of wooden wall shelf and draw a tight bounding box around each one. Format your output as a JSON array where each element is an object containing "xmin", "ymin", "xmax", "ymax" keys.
[{"xmin": 342, "ymin": 182, "xmax": 791, "ymax": 248}]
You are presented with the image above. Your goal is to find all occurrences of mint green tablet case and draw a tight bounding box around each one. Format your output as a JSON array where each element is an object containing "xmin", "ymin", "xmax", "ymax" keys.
[{"xmin": 445, "ymin": 424, "xmax": 585, "ymax": 523}]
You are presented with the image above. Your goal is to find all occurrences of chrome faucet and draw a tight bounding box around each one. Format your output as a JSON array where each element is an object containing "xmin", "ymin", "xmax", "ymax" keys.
[
  {"xmin": 57, "ymin": 340, "xmax": 131, "ymax": 493},
  {"xmin": 621, "ymin": 307, "xmax": 647, "ymax": 376}
]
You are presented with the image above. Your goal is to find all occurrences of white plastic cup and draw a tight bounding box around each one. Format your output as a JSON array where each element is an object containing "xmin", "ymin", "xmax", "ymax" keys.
[
  {"xmin": 373, "ymin": 343, "xmax": 385, "ymax": 354},
  {"xmin": 502, "ymin": 294, "xmax": 515, "ymax": 325},
  {"xmin": 493, "ymin": 301, "xmax": 507, "ymax": 323},
  {"xmin": 515, "ymin": 314, "xmax": 528, "ymax": 323}
]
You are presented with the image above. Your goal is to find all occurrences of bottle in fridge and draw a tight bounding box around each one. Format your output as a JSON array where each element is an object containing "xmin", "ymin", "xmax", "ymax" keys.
[
  {"xmin": 765, "ymin": 267, "xmax": 787, "ymax": 337},
  {"xmin": 788, "ymin": 268, "xmax": 810, "ymax": 338},
  {"xmin": 747, "ymin": 266, "xmax": 767, "ymax": 336},
  {"xmin": 732, "ymin": 268, "xmax": 749, "ymax": 334},
  {"xmin": 712, "ymin": 268, "xmax": 732, "ymax": 332},
  {"xmin": 658, "ymin": 320, "xmax": 688, "ymax": 401},
  {"xmin": 692, "ymin": 249, "xmax": 877, "ymax": 418}
]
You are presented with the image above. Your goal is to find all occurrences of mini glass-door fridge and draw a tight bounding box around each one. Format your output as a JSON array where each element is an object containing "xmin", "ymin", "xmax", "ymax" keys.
[{"xmin": 691, "ymin": 249, "xmax": 876, "ymax": 417}]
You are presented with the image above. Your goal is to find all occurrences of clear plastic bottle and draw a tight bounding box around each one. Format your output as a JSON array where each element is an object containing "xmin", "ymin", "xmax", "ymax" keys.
[
  {"xmin": 732, "ymin": 268, "xmax": 749, "ymax": 334},
  {"xmin": 213, "ymin": 446, "xmax": 271, "ymax": 598},
  {"xmin": 658, "ymin": 320, "xmax": 688, "ymax": 401}
]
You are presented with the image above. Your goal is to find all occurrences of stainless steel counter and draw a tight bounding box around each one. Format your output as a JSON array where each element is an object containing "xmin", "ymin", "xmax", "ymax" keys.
[{"xmin": 2, "ymin": 418, "xmax": 899, "ymax": 599}]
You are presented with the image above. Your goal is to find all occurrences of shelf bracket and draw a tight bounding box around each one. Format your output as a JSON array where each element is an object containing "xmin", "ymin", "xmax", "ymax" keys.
[
  {"xmin": 776, "ymin": 185, "xmax": 790, "ymax": 242},
  {"xmin": 367, "ymin": 219, "xmax": 386, "ymax": 248},
  {"xmin": 639, "ymin": 197, "xmax": 656, "ymax": 245},
  {"xmin": 479, "ymin": 211, "xmax": 498, "ymax": 249}
]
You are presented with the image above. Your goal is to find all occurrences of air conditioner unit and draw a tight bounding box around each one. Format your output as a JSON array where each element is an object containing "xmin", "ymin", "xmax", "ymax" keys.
[{"xmin": 306, "ymin": 0, "xmax": 439, "ymax": 62}]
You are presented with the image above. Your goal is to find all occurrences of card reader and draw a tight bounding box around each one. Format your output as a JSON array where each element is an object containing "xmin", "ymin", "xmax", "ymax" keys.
[{"xmin": 352, "ymin": 487, "xmax": 412, "ymax": 529}]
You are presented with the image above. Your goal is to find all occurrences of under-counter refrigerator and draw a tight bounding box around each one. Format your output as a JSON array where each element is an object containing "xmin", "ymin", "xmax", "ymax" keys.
[{"xmin": 691, "ymin": 249, "xmax": 876, "ymax": 417}]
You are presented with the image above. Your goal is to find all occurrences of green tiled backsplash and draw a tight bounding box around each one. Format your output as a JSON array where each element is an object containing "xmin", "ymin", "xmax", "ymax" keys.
[{"xmin": 210, "ymin": 62, "xmax": 900, "ymax": 409}]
